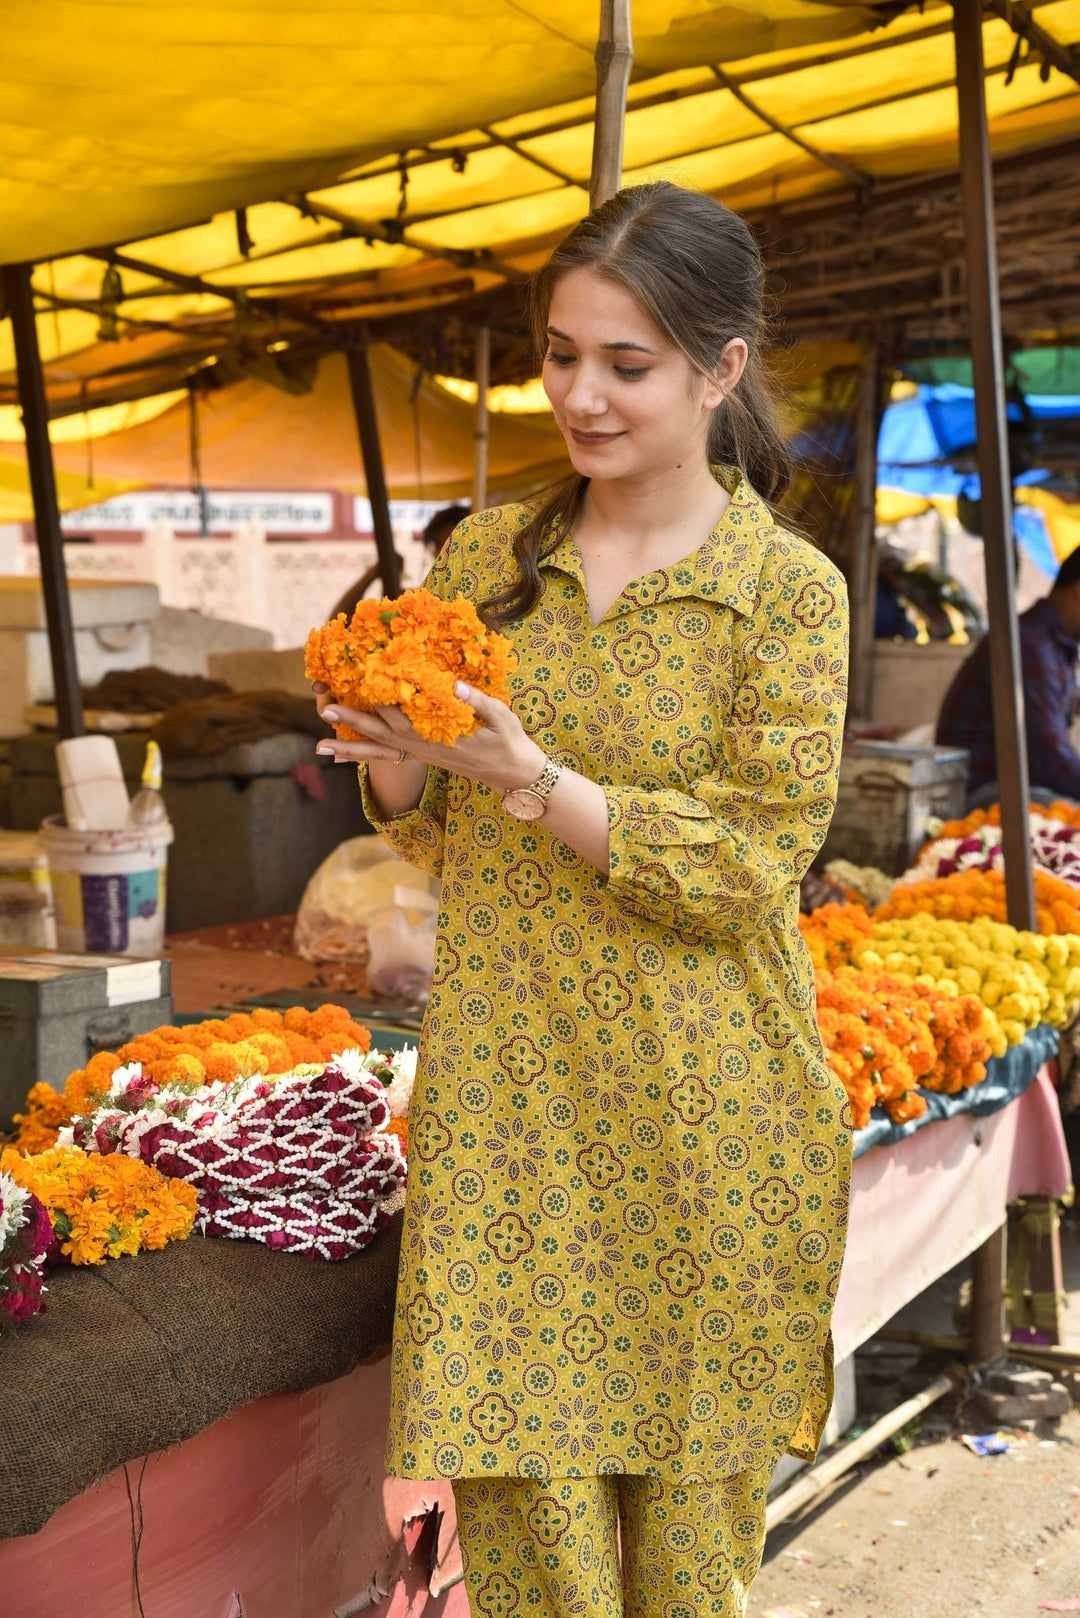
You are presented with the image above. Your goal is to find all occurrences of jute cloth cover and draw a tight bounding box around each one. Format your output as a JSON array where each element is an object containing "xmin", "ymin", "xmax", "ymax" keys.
[{"xmin": 0, "ymin": 1217, "xmax": 402, "ymax": 1538}]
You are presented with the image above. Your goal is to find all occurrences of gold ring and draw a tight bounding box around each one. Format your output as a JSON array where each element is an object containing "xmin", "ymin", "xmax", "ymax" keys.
[{"xmin": 395, "ymin": 747, "xmax": 408, "ymax": 762}]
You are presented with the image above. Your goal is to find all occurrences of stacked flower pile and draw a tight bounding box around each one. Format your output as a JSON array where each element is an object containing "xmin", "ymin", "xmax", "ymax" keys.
[
  {"xmin": 815, "ymin": 967, "xmax": 991, "ymax": 1130},
  {"xmin": 1, "ymin": 1146, "xmax": 195, "ymax": 1268},
  {"xmin": 875, "ymin": 867, "xmax": 1080, "ymax": 937},
  {"xmin": 305, "ymin": 587, "xmax": 517, "ymax": 746},
  {"xmin": 907, "ymin": 811, "xmax": 1080, "ymax": 893},
  {"xmin": 0, "ymin": 1165, "xmax": 52, "ymax": 1325},
  {"xmin": 12, "ymin": 1005, "xmax": 371, "ymax": 1155},
  {"xmin": 60, "ymin": 1045, "xmax": 416, "ymax": 1261},
  {"xmin": 823, "ymin": 859, "xmax": 896, "ymax": 911},
  {"xmin": 804, "ymin": 904, "xmax": 1080, "ymax": 1057}
]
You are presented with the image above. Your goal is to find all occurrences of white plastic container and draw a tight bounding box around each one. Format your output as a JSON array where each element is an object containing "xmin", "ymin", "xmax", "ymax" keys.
[{"xmin": 40, "ymin": 815, "xmax": 174, "ymax": 957}]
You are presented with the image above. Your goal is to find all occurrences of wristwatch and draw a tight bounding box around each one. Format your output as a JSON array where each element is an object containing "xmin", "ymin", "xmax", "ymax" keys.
[{"xmin": 501, "ymin": 756, "xmax": 563, "ymax": 821}]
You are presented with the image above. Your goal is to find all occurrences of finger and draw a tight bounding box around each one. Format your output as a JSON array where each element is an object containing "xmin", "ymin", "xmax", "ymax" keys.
[
  {"xmin": 373, "ymin": 705, "xmax": 425, "ymax": 745},
  {"xmin": 322, "ymin": 704, "xmax": 393, "ymax": 742},
  {"xmin": 316, "ymin": 739, "xmax": 409, "ymax": 764},
  {"xmin": 454, "ymin": 683, "xmax": 504, "ymax": 727},
  {"xmin": 311, "ymin": 680, "xmax": 330, "ymax": 694}
]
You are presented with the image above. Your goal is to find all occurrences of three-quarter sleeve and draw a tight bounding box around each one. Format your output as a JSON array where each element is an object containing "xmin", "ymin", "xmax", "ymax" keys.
[{"xmin": 604, "ymin": 544, "xmax": 848, "ymax": 942}]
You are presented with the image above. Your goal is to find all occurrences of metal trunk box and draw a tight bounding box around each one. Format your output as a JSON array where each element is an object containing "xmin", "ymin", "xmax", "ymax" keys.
[
  {"xmin": 820, "ymin": 741, "xmax": 969, "ymax": 877},
  {"xmin": 0, "ymin": 950, "xmax": 171, "ymax": 1130}
]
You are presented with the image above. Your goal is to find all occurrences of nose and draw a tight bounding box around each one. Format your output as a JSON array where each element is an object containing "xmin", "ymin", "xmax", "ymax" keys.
[{"xmin": 563, "ymin": 362, "xmax": 609, "ymax": 419}]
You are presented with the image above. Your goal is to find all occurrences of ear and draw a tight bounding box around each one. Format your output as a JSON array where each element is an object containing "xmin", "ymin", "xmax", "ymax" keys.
[{"xmin": 701, "ymin": 338, "xmax": 749, "ymax": 411}]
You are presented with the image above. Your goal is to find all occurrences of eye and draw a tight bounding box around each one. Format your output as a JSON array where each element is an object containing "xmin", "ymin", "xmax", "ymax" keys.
[
  {"xmin": 545, "ymin": 350, "xmax": 575, "ymax": 366},
  {"xmin": 615, "ymin": 366, "xmax": 649, "ymax": 380}
]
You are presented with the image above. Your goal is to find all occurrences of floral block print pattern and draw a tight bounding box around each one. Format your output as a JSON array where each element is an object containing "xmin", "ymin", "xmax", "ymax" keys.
[
  {"xmin": 454, "ymin": 1471, "xmax": 769, "ymax": 1618},
  {"xmin": 364, "ymin": 469, "xmax": 851, "ymax": 1483}
]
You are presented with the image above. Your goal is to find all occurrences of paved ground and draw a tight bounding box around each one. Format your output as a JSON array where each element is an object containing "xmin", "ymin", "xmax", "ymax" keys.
[{"xmin": 748, "ymin": 1217, "xmax": 1080, "ymax": 1618}]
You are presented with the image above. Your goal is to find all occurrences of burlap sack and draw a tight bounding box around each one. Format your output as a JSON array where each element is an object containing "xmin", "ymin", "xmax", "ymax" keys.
[{"xmin": 0, "ymin": 1215, "xmax": 402, "ymax": 1539}]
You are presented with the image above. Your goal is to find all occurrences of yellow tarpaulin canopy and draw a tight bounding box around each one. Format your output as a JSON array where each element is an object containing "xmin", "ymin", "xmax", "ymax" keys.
[
  {"xmin": 3, "ymin": 0, "xmax": 1079, "ymax": 420},
  {"xmin": 0, "ymin": 344, "xmax": 569, "ymax": 520},
  {"xmin": 1, "ymin": 0, "xmax": 879, "ymax": 267}
]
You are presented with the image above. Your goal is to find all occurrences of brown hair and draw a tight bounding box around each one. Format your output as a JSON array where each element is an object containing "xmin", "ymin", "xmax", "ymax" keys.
[{"xmin": 482, "ymin": 180, "xmax": 790, "ymax": 627}]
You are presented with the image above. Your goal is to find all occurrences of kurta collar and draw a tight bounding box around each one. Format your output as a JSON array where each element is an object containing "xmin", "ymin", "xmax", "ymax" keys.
[{"xmin": 538, "ymin": 465, "xmax": 773, "ymax": 618}]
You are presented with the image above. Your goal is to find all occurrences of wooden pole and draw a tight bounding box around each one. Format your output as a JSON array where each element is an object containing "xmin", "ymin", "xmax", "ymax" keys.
[
  {"xmin": 2, "ymin": 263, "xmax": 85, "ymax": 739},
  {"xmin": 969, "ymin": 1222, "xmax": 1007, "ymax": 1367},
  {"xmin": 471, "ymin": 325, "xmax": 491, "ymax": 514},
  {"xmin": 848, "ymin": 345, "xmax": 882, "ymax": 719},
  {"xmin": 952, "ymin": 0, "xmax": 1035, "ymax": 934},
  {"xmin": 590, "ymin": 0, "xmax": 633, "ymax": 208},
  {"xmin": 345, "ymin": 342, "xmax": 401, "ymax": 597}
]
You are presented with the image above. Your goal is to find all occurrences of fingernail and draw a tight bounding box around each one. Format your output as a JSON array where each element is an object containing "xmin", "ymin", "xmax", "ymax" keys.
[
  {"xmin": 316, "ymin": 744, "xmax": 334, "ymax": 756},
  {"xmin": 454, "ymin": 682, "xmax": 470, "ymax": 699},
  {"xmin": 323, "ymin": 707, "xmax": 340, "ymax": 721}
]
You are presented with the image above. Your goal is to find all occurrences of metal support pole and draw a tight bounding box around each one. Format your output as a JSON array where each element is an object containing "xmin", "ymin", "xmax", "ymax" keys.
[
  {"xmin": 2, "ymin": 263, "xmax": 84, "ymax": 739},
  {"xmin": 848, "ymin": 346, "xmax": 882, "ymax": 719},
  {"xmin": 472, "ymin": 325, "xmax": 491, "ymax": 514},
  {"xmin": 345, "ymin": 343, "xmax": 401, "ymax": 597},
  {"xmin": 953, "ymin": 0, "xmax": 1035, "ymax": 934},
  {"xmin": 590, "ymin": 0, "xmax": 633, "ymax": 208}
]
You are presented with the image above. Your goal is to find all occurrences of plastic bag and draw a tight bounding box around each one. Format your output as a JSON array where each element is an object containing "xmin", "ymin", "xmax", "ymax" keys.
[
  {"xmin": 366, "ymin": 891, "xmax": 438, "ymax": 1003},
  {"xmin": 293, "ymin": 836, "xmax": 437, "ymax": 963}
]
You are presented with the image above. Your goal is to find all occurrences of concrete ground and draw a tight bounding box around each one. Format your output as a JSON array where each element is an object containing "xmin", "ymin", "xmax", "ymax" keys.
[{"xmin": 748, "ymin": 1214, "xmax": 1080, "ymax": 1618}]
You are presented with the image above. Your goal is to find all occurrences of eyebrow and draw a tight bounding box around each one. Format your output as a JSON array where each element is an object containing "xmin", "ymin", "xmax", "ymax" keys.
[{"xmin": 546, "ymin": 325, "xmax": 659, "ymax": 356}]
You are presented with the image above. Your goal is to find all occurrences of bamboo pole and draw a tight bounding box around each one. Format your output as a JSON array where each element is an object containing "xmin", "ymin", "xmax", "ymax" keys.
[
  {"xmin": 345, "ymin": 342, "xmax": 401, "ymax": 597},
  {"xmin": 2, "ymin": 263, "xmax": 85, "ymax": 739},
  {"xmin": 879, "ymin": 1327, "xmax": 1080, "ymax": 1370},
  {"xmin": 765, "ymin": 1375, "xmax": 955, "ymax": 1534},
  {"xmin": 847, "ymin": 346, "xmax": 882, "ymax": 718},
  {"xmin": 471, "ymin": 325, "xmax": 491, "ymax": 514},
  {"xmin": 590, "ymin": 0, "xmax": 634, "ymax": 208}
]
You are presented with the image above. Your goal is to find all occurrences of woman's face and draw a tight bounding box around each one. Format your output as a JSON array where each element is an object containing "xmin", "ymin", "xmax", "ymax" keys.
[{"xmin": 543, "ymin": 266, "xmax": 737, "ymax": 484}]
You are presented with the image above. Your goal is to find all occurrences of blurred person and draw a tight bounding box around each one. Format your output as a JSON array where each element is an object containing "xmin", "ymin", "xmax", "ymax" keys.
[{"xmin": 936, "ymin": 544, "xmax": 1080, "ymax": 804}]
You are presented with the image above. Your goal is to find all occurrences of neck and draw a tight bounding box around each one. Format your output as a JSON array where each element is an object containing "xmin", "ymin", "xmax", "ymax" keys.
[
  {"xmin": 579, "ymin": 457, "xmax": 728, "ymax": 545},
  {"xmin": 1048, "ymin": 591, "xmax": 1080, "ymax": 638}
]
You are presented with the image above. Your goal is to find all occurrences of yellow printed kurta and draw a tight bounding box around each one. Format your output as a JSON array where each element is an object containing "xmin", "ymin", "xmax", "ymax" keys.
[{"xmin": 365, "ymin": 469, "xmax": 851, "ymax": 1486}]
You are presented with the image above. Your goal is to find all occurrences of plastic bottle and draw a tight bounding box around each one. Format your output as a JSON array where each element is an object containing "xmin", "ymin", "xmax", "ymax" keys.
[{"xmin": 126, "ymin": 740, "xmax": 168, "ymax": 826}]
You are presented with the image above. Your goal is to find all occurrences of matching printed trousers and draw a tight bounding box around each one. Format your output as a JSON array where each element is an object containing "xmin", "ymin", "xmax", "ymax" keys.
[{"xmin": 452, "ymin": 1471, "xmax": 769, "ymax": 1618}]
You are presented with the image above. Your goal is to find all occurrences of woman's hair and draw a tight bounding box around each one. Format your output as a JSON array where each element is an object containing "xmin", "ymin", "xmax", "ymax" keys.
[{"xmin": 482, "ymin": 181, "xmax": 790, "ymax": 626}]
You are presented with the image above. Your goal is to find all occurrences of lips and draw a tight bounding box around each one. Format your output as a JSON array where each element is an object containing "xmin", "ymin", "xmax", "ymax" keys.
[{"xmin": 569, "ymin": 429, "xmax": 625, "ymax": 445}]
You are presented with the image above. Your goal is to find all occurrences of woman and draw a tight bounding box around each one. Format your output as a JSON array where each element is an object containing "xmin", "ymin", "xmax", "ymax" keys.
[{"xmin": 315, "ymin": 182, "xmax": 850, "ymax": 1618}]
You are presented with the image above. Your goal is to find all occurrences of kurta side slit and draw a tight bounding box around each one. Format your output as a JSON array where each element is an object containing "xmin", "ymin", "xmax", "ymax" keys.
[{"xmin": 363, "ymin": 468, "xmax": 851, "ymax": 1489}]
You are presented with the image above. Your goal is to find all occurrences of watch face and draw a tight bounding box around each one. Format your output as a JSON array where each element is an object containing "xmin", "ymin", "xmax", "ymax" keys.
[{"xmin": 502, "ymin": 789, "xmax": 545, "ymax": 821}]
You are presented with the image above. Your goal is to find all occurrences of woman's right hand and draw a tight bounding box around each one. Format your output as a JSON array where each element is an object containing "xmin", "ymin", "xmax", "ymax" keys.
[{"xmin": 312, "ymin": 682, "xmax": 429, "ymax": 817}]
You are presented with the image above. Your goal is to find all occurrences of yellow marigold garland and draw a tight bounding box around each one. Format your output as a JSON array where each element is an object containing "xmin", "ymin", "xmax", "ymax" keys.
[
  {"xmin": 1, "ymin": 1145, "xmax": 196, "ymax": 1266},
  {"xmin": 305, "ymin": 588, "xmax": 517, "ymax": 746}
]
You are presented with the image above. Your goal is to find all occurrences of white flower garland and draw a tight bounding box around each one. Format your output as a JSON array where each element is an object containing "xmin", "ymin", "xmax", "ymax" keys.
[{"xmin": 68, "ymin": 1046, "xmax": 415, "ymax": 1261}]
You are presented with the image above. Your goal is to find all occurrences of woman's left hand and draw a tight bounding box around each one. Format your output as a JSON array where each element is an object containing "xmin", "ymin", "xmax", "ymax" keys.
[{"xmin": 316, "ymin": 685, "xmax": 547, "ymax": 796}]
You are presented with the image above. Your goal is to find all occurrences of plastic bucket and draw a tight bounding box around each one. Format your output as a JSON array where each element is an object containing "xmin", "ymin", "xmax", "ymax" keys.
[{"xmin": 40, "ymin": 816, "xmax": 174, "ymax": 957}]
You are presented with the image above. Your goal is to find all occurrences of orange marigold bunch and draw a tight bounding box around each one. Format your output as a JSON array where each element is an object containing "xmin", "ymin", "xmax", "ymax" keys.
[
  {"xmin": 875, "ymin": 867, "xmax": 1080, "ymax": 936},
  {"xmin": 931, "ymin": 800, "xmax": 1080, "ymax": 842},
  {"xmin": 911, "ymin": 986, "xmax": 991, "ymax": 1094},
  {"xmin": 10, "ymin": 1082, "xmax": 72, "ymax": 1155},
  {"xmin": 816, "ymin": 968, "xmax": 932, "ymax": 1130},
  {"xmin": 1, "ymin": 1144, "xmax": 196, "ymax": 1266},
  {"xmin": 11, "ymin": 1004, "xmax": 372, "ymax": 1153},
  {"xmin": 799, "ymin": 903, "xmax": 874, "ymax": 971},
  {"xmin": 305, "ymin": 588, "xmax": 517, "ymax": 746}
]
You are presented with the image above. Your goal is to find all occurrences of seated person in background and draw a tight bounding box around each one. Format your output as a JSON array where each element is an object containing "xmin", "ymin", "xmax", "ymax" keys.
[
  {"xmin": 936, "ymin": 546, "xmax": 1080, "ymax": 804},
  {"xmin": 329, "ymin": 503, "xmax": 468, "ymax": 621}
]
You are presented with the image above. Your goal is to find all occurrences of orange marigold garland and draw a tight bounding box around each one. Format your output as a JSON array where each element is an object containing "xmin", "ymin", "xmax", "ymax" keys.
[
  {"xmin": 305, "ymin": 588, "xmax": 517, "ymax": 746},
  {"xmin": 874, "ymin": 867, "xmax": 1080, "ymax": 937},
  {"xmin": 9, "ymin": 1005, "xmax": 372, "ymax": 1155},
  {"xmin": 1, "ymin": 1144, "xmax": 196, "ymax": 1266},
  {"xmin": 798, "ymin": 902, "xmax": 874, "ymax": 971}
]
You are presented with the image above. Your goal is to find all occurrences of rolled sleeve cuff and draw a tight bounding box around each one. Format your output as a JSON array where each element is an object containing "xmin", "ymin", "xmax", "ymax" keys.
[{"xmin": 358, "ymin": 763, "xmax": 446, "ymax": 874}]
